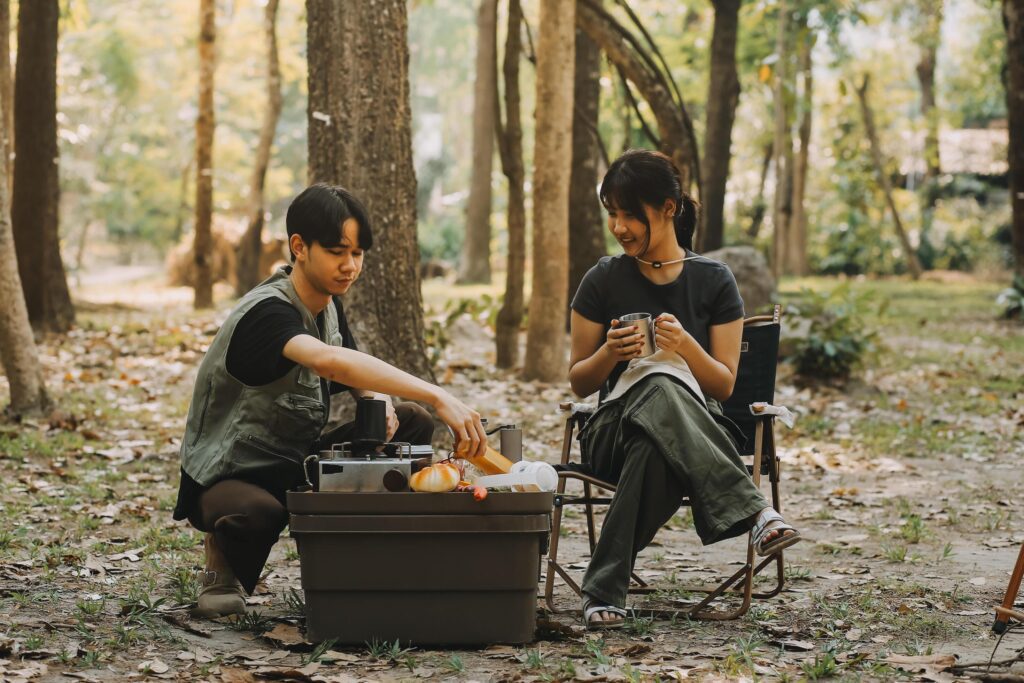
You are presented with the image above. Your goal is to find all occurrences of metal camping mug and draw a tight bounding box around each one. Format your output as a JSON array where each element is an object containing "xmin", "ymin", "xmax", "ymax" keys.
[{"xmin": 619, "ymin": 312, "xmax": 656, "ymax": 358}]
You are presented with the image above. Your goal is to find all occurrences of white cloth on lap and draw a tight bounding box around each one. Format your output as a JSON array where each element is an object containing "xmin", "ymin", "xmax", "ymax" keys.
[{"xmin": 603, "ymin": 349, "xmax": 706, "ymax": 408}]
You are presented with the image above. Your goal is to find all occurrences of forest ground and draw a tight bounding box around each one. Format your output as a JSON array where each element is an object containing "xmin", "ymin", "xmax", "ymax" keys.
[{"xmin": 0, "ymin": 272, "xmax": 1022, "ymax": 682}]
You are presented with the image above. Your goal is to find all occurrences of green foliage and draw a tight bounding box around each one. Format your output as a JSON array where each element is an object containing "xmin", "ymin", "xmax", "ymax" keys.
[
  {"xmin": 365, "ymin": 638, "xmax": 415, "ymax": 668},
  {"xmin": 302, "ymin": 638, "xmax": 339, "ymax": 666},
  {"xmin": 168, "ymin": 564, "xmax": 199, "ymax": 605},
  {"xmin": 442, "ymin": 653, "xmax": 465, "ymax": 673},
  {"xmin": 941, "ymin": 1, "xmax": 1007, "ymax": 127},
  {"xmin": 801, "ymin": 650, "xmax": 839, "ymax": 680},
  {"xmin": 423, "ymin": 294, "xmax": 503, "ymax": 368},
  {"xmin": 229, "ymin": 610, "xmax": 273, "ymax": 634},
  {"xmin": 996, "ymin": 275, "xmax": 1024, "ymax": 321},
  {"xmin": 788, "ymin": 284, "xmax": 884, "ymax": 381},
  {"xmin": 417, "ymin": 210, "xmax": 463, "ymax": 263}
]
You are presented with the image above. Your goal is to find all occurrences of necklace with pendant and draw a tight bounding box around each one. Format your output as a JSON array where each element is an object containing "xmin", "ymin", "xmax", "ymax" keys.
[{"xmin": 635, "ymin": 255, "xmax": 698, "ymax": 269}]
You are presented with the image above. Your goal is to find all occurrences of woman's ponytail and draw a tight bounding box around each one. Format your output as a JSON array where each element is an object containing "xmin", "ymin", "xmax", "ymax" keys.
[{"xmin": 673, "ymin": 192, "xmax": 699, "ymax": 251}]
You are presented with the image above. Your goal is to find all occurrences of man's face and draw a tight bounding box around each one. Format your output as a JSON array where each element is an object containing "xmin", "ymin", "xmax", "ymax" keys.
[{"xmin": 296, "ymin": 218, "xmax": 364, "ymax": 296}]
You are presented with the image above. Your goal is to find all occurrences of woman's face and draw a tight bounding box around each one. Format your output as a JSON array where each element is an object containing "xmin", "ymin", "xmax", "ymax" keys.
[{"xmin": 605, "ymin": 199, "xmax": 675, "ymax": 257}]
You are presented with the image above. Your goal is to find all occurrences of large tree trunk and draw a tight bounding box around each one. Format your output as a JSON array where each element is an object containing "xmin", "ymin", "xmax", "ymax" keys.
[
  {"xmin": 457, "ymin": 0, "xmax": 498, "ymax": 285},
  {"xmin": 770, "ymin": 0, "xmax": 793, "ymax": 279},
  {"xmin": 0, "ymin": 42, "xmax": 46, "ymax": 416},
  {"xmin": 495, "ymin": 0, "xmax": 527, "ymax": 369},
  {"xmin": 856, "ymin": 74, "xmax": 924, "ymax": 279},
  {"xmin": 567, "ymin": 11, "xmax": 606, "ymax": 317},
  {"xmin": 787, "ymin": 21, "xmax": 813, "ymax": 276},
  {"xmin": 1, "ymin": 0, "xmax": 12, "ymax": 189},
  {"xmin": 307, "ymin": 0, "xmax": 432, "ymax": 380},
  {"xmin": 1007, "ymin": 0, "xmax": 1024, "ymax": 278},
  {"xmin": 235, "ymin": 0, "xmax": 282, "ymax": 297},
  {"xmin": 700, "ymin": 0, "xmax": 742, "ymax": 253},
  {"xmin": 11, "ymin": 0, "xmax": 73, "ymax": 333},
  {"xmin": 576, "ymin": 0, "xmax": 699, "ymax": 191},
  {"xmin": 524, "ymin": 0, "xmax": 575, "ymax": 382},
  {"xmin": 193, "ymin": 0, "xmax": 216, "ymax": 309},
  {"xmin": 915, "ymin": 0, "xmax": 943, "ymax": 260}
]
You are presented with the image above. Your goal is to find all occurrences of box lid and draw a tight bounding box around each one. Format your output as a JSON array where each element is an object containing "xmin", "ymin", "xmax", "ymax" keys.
[{"xmin": 287, "ymin": 490, "xmax": 554, "ymax": 516}]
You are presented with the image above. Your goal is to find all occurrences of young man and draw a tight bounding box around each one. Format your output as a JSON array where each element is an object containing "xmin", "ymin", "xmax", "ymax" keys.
[{"xmin": 174, "ymin": 184, "xmax": 486, "ymax": 617}]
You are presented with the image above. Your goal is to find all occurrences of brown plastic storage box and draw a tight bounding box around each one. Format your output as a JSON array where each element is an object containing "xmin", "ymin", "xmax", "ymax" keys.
[{"xmin": 287, "ymin": 491, "xmax": 553, "ymax": 645}]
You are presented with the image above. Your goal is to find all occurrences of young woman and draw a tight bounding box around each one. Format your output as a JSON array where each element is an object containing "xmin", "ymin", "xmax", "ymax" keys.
[{"xmin": 568, "ymin": 149, "xmax": 801, "ymax": 629}]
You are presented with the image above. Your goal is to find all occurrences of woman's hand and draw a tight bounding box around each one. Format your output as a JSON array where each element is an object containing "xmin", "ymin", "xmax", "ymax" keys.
[
  {"xmin": 604, "ymin": 319, "xmax": 644, "ymax": 361},
  {"xmin": 654, "ymin": 313, "xmax": 693, "ymax": 354},
  {"xmin": 434, "ymin": 391, "xmax": 486, "ymax": 459}
]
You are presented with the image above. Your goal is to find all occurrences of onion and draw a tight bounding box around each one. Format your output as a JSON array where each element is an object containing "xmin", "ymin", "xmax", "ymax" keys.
[{"xmin": 409, "ymin": 462, "xmax": 461, "ymax": 492}]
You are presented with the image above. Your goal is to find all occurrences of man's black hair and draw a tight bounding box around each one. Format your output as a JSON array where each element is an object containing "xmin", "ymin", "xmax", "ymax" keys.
[{"xmin": 285, "ymin": 184, "xmax": 373, "ymax": 261}]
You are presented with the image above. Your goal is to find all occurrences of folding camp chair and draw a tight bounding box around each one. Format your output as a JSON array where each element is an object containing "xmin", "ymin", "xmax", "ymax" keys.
[
  {"xmin": 542, "ymin": 305, "xmax": 790, "ymax": 620},
  {"xmin": 993, "ymin": 540, "xmax": 1024, "ymax": 634}
]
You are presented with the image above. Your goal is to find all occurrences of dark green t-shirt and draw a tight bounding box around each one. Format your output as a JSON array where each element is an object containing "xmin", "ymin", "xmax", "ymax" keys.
[{"xmin": 571, "ymin": 251, "xmax": 745, "ymax": 396}]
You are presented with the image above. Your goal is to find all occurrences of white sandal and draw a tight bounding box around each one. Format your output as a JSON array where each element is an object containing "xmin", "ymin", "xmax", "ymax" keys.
[
  {"xmin": 583, "ymin": 600, "xmax": 628, "ymax": 630},
  {"xmin": 751, "ymin": 507, "xmax": 801, "ymax": 556}
]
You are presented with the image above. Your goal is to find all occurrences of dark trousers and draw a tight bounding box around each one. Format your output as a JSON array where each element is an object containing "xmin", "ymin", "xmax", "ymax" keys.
[
  {"xmin": 188, "ymin": 402, "xmax": 434, "ymax": 593},
  {"xmin": 580, "ymin": 378, "xmax": 768, "ymax": 609}
]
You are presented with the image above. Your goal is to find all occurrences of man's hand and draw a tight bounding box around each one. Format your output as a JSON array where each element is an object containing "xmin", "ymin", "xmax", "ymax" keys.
[
  {"xmin": 383, "ymin": 396, "xmax": 398, "ymax": 441},
  {"xmin": 357, "ymin": 392, "xmax": 398, "ymax": 440},
  {"xmin": 434, "ymin": 391, "xmax": 486, "ymax": 459}
]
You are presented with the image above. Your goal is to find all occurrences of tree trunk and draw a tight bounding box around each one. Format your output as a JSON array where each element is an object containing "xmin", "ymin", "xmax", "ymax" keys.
[
  {"xmin": 193, "ymin": 0, "xmax": 216, "ymax": 309},
  {"xmin": 700, "ymin": 0, "xmax": 742, "ymax": 253},
  {"xmin": 11, "ymin": 0, "xmax": 74, "ymax": 333},
  {"xmin": 567, "ymin": 11, "xmax": 605, "ymax": 318},
  {"xmin": 915, "ymin": 0, "xmax": 943, "ymax": 260},
  {"xmin": 457, "ymin": 0, "xmax": 498, "ymax": 285},
  {"xmin": 495, "ymin": 0, "xmax": 527, "ymax": 369},
  {"xmin": 747, "ymin": 141, "xmax": 773, "ymax": 238},
  {"xmin": 770, "ymin": 0, "xmax": 793, "ymax": 279},
  {"xmin": 917, "ymin": 51, "xmax": 940, "ymax": 184},
  {"xmin": 307, "ymin": 0, "xmax": 433, "ymax": 381},
  {"xmin": 524, "ymin": 0, "xmax": 575, "ymax": 382},
  {"xmin": 787, "ymin": 22, "xmax": 812, "ymax": 276},
  {"xmin": 236, "ymin": 0, "xmax": 282, "ymax": 297},
  {"xmin": 1, "ymin": 0, "xmax": 12, "ymax": 190},
  {"xmin": 1006, "ymin": 0, "xmax": 1024, "ymax": 277},
  {"xmin": 855, "ymin": 74, "xmax": 924, "ymax": 279},
  {"xmin": 0, "ymin": 40, "xmax": 46, "ymax": 416},
  {"xmin": 576, "ymin": 0, "xmax": 698, "ymax": 191}
]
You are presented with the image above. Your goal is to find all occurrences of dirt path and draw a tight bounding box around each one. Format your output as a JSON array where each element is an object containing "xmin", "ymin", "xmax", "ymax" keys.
[{"xmin": 0, "ymin": 277, "xmax": 1021, "ymax": 681}]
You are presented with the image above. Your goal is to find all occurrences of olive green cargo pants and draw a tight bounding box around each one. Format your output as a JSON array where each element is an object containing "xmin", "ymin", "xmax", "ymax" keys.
[{"xmin": 579, "ymin": 376, "xmax": 768, "ymax": 609}]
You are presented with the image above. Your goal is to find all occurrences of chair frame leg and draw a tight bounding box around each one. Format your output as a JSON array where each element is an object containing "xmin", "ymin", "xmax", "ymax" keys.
[
  {"xmin": 543, "ymin": 416, "xmax": 788, "ymax": 621},
  {"xmin": 993, "ymin": 541, "xmax": 1024, "ymax": 634}
]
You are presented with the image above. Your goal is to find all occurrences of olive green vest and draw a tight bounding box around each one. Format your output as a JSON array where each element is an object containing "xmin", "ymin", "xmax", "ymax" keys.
[{"xmin": 179, "ymin": 266, "xmax": 341, "ymax": 487}]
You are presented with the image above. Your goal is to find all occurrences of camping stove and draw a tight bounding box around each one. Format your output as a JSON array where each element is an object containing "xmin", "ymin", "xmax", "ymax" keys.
[{"xmin": 314, "ymin": 442, "xmax": 434, "ymax": 493}]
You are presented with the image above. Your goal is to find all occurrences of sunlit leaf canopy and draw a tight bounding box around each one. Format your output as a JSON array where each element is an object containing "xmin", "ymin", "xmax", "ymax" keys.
[{"xmin": 47, "ymin": 0, "xmax": 1008, "ymax": 276}]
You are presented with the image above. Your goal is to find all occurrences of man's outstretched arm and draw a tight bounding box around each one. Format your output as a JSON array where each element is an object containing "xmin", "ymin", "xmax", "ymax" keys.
[{"xmin": 282, "ymin": 334, "xmax": 486, "ymax": 457}]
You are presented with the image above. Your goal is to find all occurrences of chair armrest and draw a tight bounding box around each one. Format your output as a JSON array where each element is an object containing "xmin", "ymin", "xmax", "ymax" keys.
[
  {"xmin": 559, "ymin": 401, "xmax": 596, "ymax": 416},
  {"xmin": 750, "ymin": 402, "xmax": 796, "ymax": 428}
]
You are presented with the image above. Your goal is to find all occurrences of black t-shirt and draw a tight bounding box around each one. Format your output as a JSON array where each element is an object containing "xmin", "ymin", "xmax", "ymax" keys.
[
  {"xmin": 225, "ymin": 297, "xmax": 359, "ymax": 393},
  {"xmin": 571, "ymin": 252, "xmax": 745, "ymax": 395},
  {"xmin": 173, "ymin": 296, "xmax": 359, "ymax": 523}
]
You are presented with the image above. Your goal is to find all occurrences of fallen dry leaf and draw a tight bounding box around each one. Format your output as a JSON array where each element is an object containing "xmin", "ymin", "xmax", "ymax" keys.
[{"xmin": 262, "ymin": 623, "xmax": 307, "ymax": 648}]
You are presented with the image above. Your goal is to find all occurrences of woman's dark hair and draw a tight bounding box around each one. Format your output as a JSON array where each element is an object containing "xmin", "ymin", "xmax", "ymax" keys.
[
  {"xmin": 599, "ymin": 149, "xmax": 699, "ymax": 253},
  {"xmin": 285, "ymin": 183, "xmax": 373, "ymax": 261}
]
